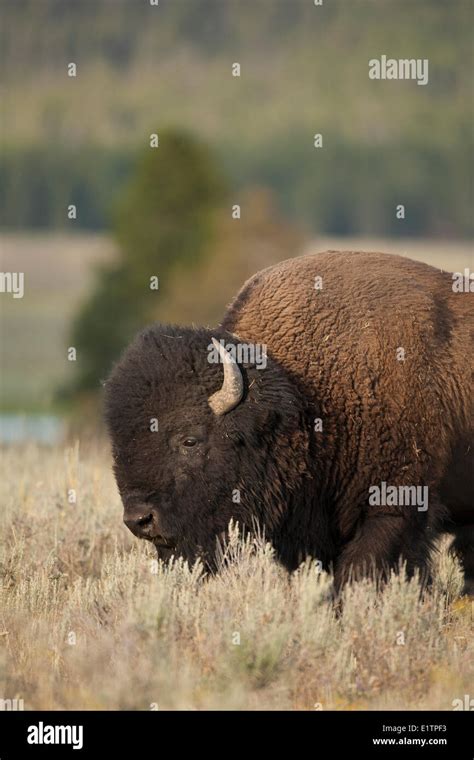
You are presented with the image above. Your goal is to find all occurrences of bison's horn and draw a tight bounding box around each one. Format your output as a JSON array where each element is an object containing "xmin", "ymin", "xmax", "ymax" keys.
[{"xmin": 208, "ymin": 338, "xmax": 244, "ymax": 415}]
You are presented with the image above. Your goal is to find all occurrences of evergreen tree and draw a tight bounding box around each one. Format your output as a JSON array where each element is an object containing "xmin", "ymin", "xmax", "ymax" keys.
[{"xmin": 69, "ymin": 130, "xmax": 226, "ymax": 392}]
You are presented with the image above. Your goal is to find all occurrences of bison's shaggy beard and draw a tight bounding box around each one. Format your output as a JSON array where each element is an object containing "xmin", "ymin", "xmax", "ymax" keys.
[
  {"xmin": 153, "ymin": 519, "xmax": 273, "ymax": 577},
  {"xmin": 152, "ymin": 533, "xmax": 207, "ymax": 568},
  {"xmin": 152, "ymin": 527, "xmax": 228, "ymax": 572}
]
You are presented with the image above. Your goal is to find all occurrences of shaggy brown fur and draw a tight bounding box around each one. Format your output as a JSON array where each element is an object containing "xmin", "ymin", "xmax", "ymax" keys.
[
  {"xmin": 222, "ymin": 251, "xmax": 473, "ymax": 587},
  {"xmin": 105, "ymin": 251, "xmax": 473, "ymax": 590}
]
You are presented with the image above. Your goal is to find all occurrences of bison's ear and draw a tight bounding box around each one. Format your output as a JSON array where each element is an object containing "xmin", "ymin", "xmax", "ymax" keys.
[{"xmin": 208, "ymin": 338, "xmax": 244, "ymax": 415}]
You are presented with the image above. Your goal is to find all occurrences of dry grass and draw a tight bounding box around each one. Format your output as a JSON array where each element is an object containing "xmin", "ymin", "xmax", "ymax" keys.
[{"xmin": 0, "ymin": 442, "xmax": 472, "ymax": 711}]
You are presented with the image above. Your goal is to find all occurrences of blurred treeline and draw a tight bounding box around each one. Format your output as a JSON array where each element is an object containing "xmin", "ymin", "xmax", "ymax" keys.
[
  {"xmin": 1, "ymin": 0, "xmax": 472, "ymax": 238},
  {"xmin": 68, "ymin": 129, "xmax": 305, "ymax": 393}
]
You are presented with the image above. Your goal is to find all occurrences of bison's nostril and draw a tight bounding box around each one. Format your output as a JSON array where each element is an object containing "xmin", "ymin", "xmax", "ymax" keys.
[
  {"xmin": 136, "ymin": 513, "xmax": 153, "ymax": 527},
  {"xmin": 124, "ymin": 509, "xmax": 158, "ymax": 538}
]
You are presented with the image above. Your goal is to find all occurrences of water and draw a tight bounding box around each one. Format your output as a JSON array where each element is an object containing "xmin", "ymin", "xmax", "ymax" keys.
[{"xmin": 0, "ymin": 414, "xmax": 65, "ymax": 444}]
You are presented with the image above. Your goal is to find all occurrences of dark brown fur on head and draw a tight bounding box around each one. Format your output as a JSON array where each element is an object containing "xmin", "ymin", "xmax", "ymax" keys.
[{"xmin": 105, "ymin": 324, "xmax": 311, "ymax": 569}]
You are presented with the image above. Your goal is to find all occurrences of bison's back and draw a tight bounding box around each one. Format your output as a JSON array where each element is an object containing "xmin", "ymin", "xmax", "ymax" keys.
[{"xmin": 222, "ymin": 251, "xmax": 473, "ymax": 521}]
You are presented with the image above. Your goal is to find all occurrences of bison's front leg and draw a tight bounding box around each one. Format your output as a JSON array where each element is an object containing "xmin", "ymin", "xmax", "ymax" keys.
[
  {"xmin": 334, "ymin": 514, "xmax": 434, "ymax": 592},
  {"xmin": 451, "ymin": 524, "xmax": 474, "ymax": 595}
]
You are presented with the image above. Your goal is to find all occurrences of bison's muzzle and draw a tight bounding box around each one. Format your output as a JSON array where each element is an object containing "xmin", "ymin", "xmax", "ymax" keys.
[{"xmin": 123, "ymin": 503, "xmax": 174, "ymax": 546}]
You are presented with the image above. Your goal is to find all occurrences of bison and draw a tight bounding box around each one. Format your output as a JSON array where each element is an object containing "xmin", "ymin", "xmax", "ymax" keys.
[{"xmin": 105, "ymin": 251, "xmax": 473, "ymax": 590}]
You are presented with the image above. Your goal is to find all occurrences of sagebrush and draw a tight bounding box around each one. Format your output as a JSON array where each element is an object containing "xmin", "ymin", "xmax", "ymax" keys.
[{"xmin": 0, "ymin": 443, "xmax": 472, "ymax": 710}]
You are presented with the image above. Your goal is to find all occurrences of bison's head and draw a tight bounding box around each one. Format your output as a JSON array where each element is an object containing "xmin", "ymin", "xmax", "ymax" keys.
[{"xmin": 105, "ymin": 325, "xmax": 309, "ymax": 569}]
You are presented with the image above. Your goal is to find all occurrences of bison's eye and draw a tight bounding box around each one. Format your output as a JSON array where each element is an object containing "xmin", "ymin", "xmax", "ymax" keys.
[{"xmin": 182, "ymin": 436, "xmax": 198, "ymax": 448}]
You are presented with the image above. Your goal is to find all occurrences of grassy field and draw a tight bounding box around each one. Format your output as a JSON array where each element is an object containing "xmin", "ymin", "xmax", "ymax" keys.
[
  {"xmin": 0, "ymin": 441, "xmax": 472, "ymax": 711},
  {"xmin": 0, "ymin": 234, "xmax": 114, "ymax": 410}
]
